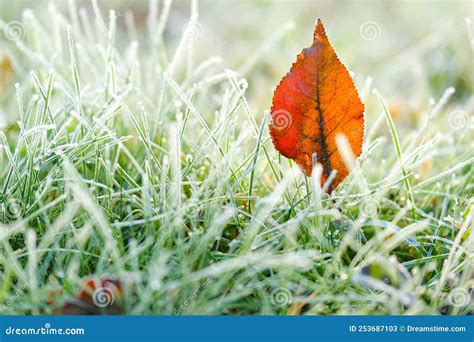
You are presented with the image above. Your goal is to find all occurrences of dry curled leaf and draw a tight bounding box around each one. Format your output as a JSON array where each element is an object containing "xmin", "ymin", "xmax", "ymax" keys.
[{"xmin": 270, "ymin": 19, "xmax": 364, "ymax": 191}]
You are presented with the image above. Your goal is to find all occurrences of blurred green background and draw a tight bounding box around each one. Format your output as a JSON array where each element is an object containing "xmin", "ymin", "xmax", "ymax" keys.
[{"xmin": 1, "ymin": 0, "xmax": 472, "ymax": 123}]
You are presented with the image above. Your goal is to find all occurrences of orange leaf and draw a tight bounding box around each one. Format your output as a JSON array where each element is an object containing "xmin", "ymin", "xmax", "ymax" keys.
[
  {"xmin": 58, "ymin": 277, "xmax": 124, "ymax": 315},
  {"xmin": 270, "ymin": 19, "xmax": 364, "ymax": 191}
]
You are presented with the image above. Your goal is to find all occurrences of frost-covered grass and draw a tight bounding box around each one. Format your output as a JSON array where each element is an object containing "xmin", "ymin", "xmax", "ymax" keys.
[{"xmin": 0, "ymin": 0, "xmax": 472, "ymax": 315}]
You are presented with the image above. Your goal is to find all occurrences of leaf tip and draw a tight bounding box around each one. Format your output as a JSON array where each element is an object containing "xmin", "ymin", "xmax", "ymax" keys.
[{"xmin": 313, "ymin": 18, "xmax": 327, "ymax": 42}]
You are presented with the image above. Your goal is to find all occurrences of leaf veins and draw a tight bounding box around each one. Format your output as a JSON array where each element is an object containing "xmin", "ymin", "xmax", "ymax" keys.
[{"xmin": 270, "ymin": 18, "xmax": 365, "ymax": 191}]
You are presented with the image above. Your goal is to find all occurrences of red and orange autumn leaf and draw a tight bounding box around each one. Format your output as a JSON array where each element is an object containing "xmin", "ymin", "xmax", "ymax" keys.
[
  {"xmin": 270, "ymin": 19, "xmax": 364, "ymax": 191},
  {"xmin": 57, "ymin": 277, "xmax": 124, "ymax": 315}
]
